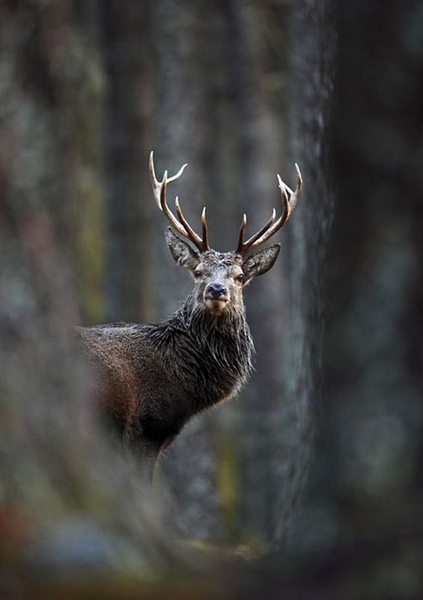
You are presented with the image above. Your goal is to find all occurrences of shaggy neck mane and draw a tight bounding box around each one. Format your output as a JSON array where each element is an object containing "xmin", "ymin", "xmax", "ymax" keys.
[{"xmin": 147, "ymin": 292, "xmax": 254, "ymax": 408}]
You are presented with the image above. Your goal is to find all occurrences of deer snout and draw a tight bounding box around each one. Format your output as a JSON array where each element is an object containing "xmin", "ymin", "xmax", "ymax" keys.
[{"xmin": 205, "ymin": 282, "xmax": 227, "ymax": 299}]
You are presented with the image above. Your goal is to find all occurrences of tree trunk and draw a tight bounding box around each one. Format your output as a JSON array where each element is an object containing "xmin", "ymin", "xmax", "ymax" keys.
[
  {"xmin": 320, "ymin": 0, "xmax": 423, "ymax": 584},
  {"xmin": 100, "ymin": 1, "xmax": 153, "ymax": 322}
]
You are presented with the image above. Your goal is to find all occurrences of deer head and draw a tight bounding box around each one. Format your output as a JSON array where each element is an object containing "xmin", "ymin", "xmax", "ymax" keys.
[{"xmin": 149, "ymin": 152, "xmax": 302, "ymax": 316}]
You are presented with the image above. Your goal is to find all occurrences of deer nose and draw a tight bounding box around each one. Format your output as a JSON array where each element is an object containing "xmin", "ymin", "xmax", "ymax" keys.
[{"xmin": 206, "ymin": 282, "xmax": 227, "ymax": 299}]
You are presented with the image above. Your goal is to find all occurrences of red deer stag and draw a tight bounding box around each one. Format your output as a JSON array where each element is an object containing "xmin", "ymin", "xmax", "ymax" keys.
[{"xmin": 78, "ymin": 152, "xmax": 302, "ymax": 478}]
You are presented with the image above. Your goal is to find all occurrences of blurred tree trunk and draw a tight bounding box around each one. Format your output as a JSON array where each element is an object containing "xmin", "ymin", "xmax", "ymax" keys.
[
  {"xmin": 100, "ymin": 1, "xmax": 153, "ymax": 322},
  {"xmin": 273, "ymin": 0, "xmax": 335, "ymax": 549},
  {"xmin": 319, "ymin": 0, "xmax": 423, "ymax": 584}
]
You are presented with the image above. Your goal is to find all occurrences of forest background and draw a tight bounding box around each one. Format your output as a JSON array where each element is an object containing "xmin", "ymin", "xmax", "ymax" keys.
[{"xmin": 1, "ymin": 1, "xmax": 423, "ymax": 598}]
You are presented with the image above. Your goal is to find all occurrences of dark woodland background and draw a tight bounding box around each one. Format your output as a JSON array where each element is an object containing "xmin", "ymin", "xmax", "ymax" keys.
[{"xmin": 1, "ymin": 1, "xmax": 423, "ymax": 598}]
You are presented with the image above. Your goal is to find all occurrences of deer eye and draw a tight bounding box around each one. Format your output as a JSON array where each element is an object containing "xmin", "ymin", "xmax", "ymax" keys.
[
  {"xmin": 235, "ymin": 273, "xmax": 245, "ymax": 283},
  {"xmin": 194, "ymin": 269, "xmax": 202, "ymax": 278}
]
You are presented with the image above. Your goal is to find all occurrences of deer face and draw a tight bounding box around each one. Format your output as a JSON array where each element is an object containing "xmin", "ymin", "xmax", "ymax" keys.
[
  {"xmin": 149, "ymin": 151, "xmax": 301, "ymax": 316},
  {"xmin": 165, "ymin": 228, "xmax": 281, "ymax": 315}
]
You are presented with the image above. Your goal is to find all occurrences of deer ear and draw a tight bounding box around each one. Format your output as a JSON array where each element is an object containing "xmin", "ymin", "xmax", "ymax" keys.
[
  {"xmin": 165, "ymin": 227, "xmax": 200, "ymax": 270},
  {"xmin": 243, "ymin": 244, "xmax": 281, "ymax": 279}
]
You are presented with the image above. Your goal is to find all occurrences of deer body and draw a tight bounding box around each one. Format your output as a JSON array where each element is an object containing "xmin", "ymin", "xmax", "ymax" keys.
[
  {"xmin": 79, "ymin": 153, "xmax": 302, "ymax": 476},
  {"xmin": 79, "ymin": 284, "xmax": 252, "ymax": 464}
]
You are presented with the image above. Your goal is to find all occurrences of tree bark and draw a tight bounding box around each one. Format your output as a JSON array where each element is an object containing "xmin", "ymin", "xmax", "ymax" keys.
[
  {"xmin": 322, "ymin": 0, "xmax": 423, "ymax": 572},
  {"xmin": 100, "ymin": 1, "xmax": 153, "ymax": 322}
]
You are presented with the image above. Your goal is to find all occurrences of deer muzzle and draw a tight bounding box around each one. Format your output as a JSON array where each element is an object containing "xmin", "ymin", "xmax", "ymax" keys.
[{"xmin": 204, "ymin": 281, "xmax": 229, "ymax": 312}]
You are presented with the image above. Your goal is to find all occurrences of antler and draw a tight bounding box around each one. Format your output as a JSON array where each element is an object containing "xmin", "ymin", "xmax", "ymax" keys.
[
  {"xmin": 236, "ymin": 164, "xmax": 302, "ymax": 256},
  {"xmin": 149, "ymin": 151, "xmax": 210, "ymax": 253}
]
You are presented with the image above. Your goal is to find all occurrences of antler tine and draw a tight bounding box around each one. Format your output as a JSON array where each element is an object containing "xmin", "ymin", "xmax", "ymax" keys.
[
  {"xmin": 236, "ymin": 214, "xmax": 247, "ymax": 255},
  {"xmin": 236, "ymin": 164, "xmax": 302, "ymax": 256},
  {"xmin": 149, "ymin": 151, "xmax": 209, "ymax": 252},
  {"xmin": 149, "ymin": 150, "xmax": 188, "ymax": 207},
  {"xmin": 159, "ymin": 175, "xmax": 192, "ymax": 239},
  {"xmin": 201, "ymin": 207, "xmax": 209, "ymax": 251},
  {"xmin": 236, "ymin": 211, "xmax": 276, "ymax": 255},
  {"xmin": 174, "ymin": 197, "xmax": 207, "ymax": 250}
]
